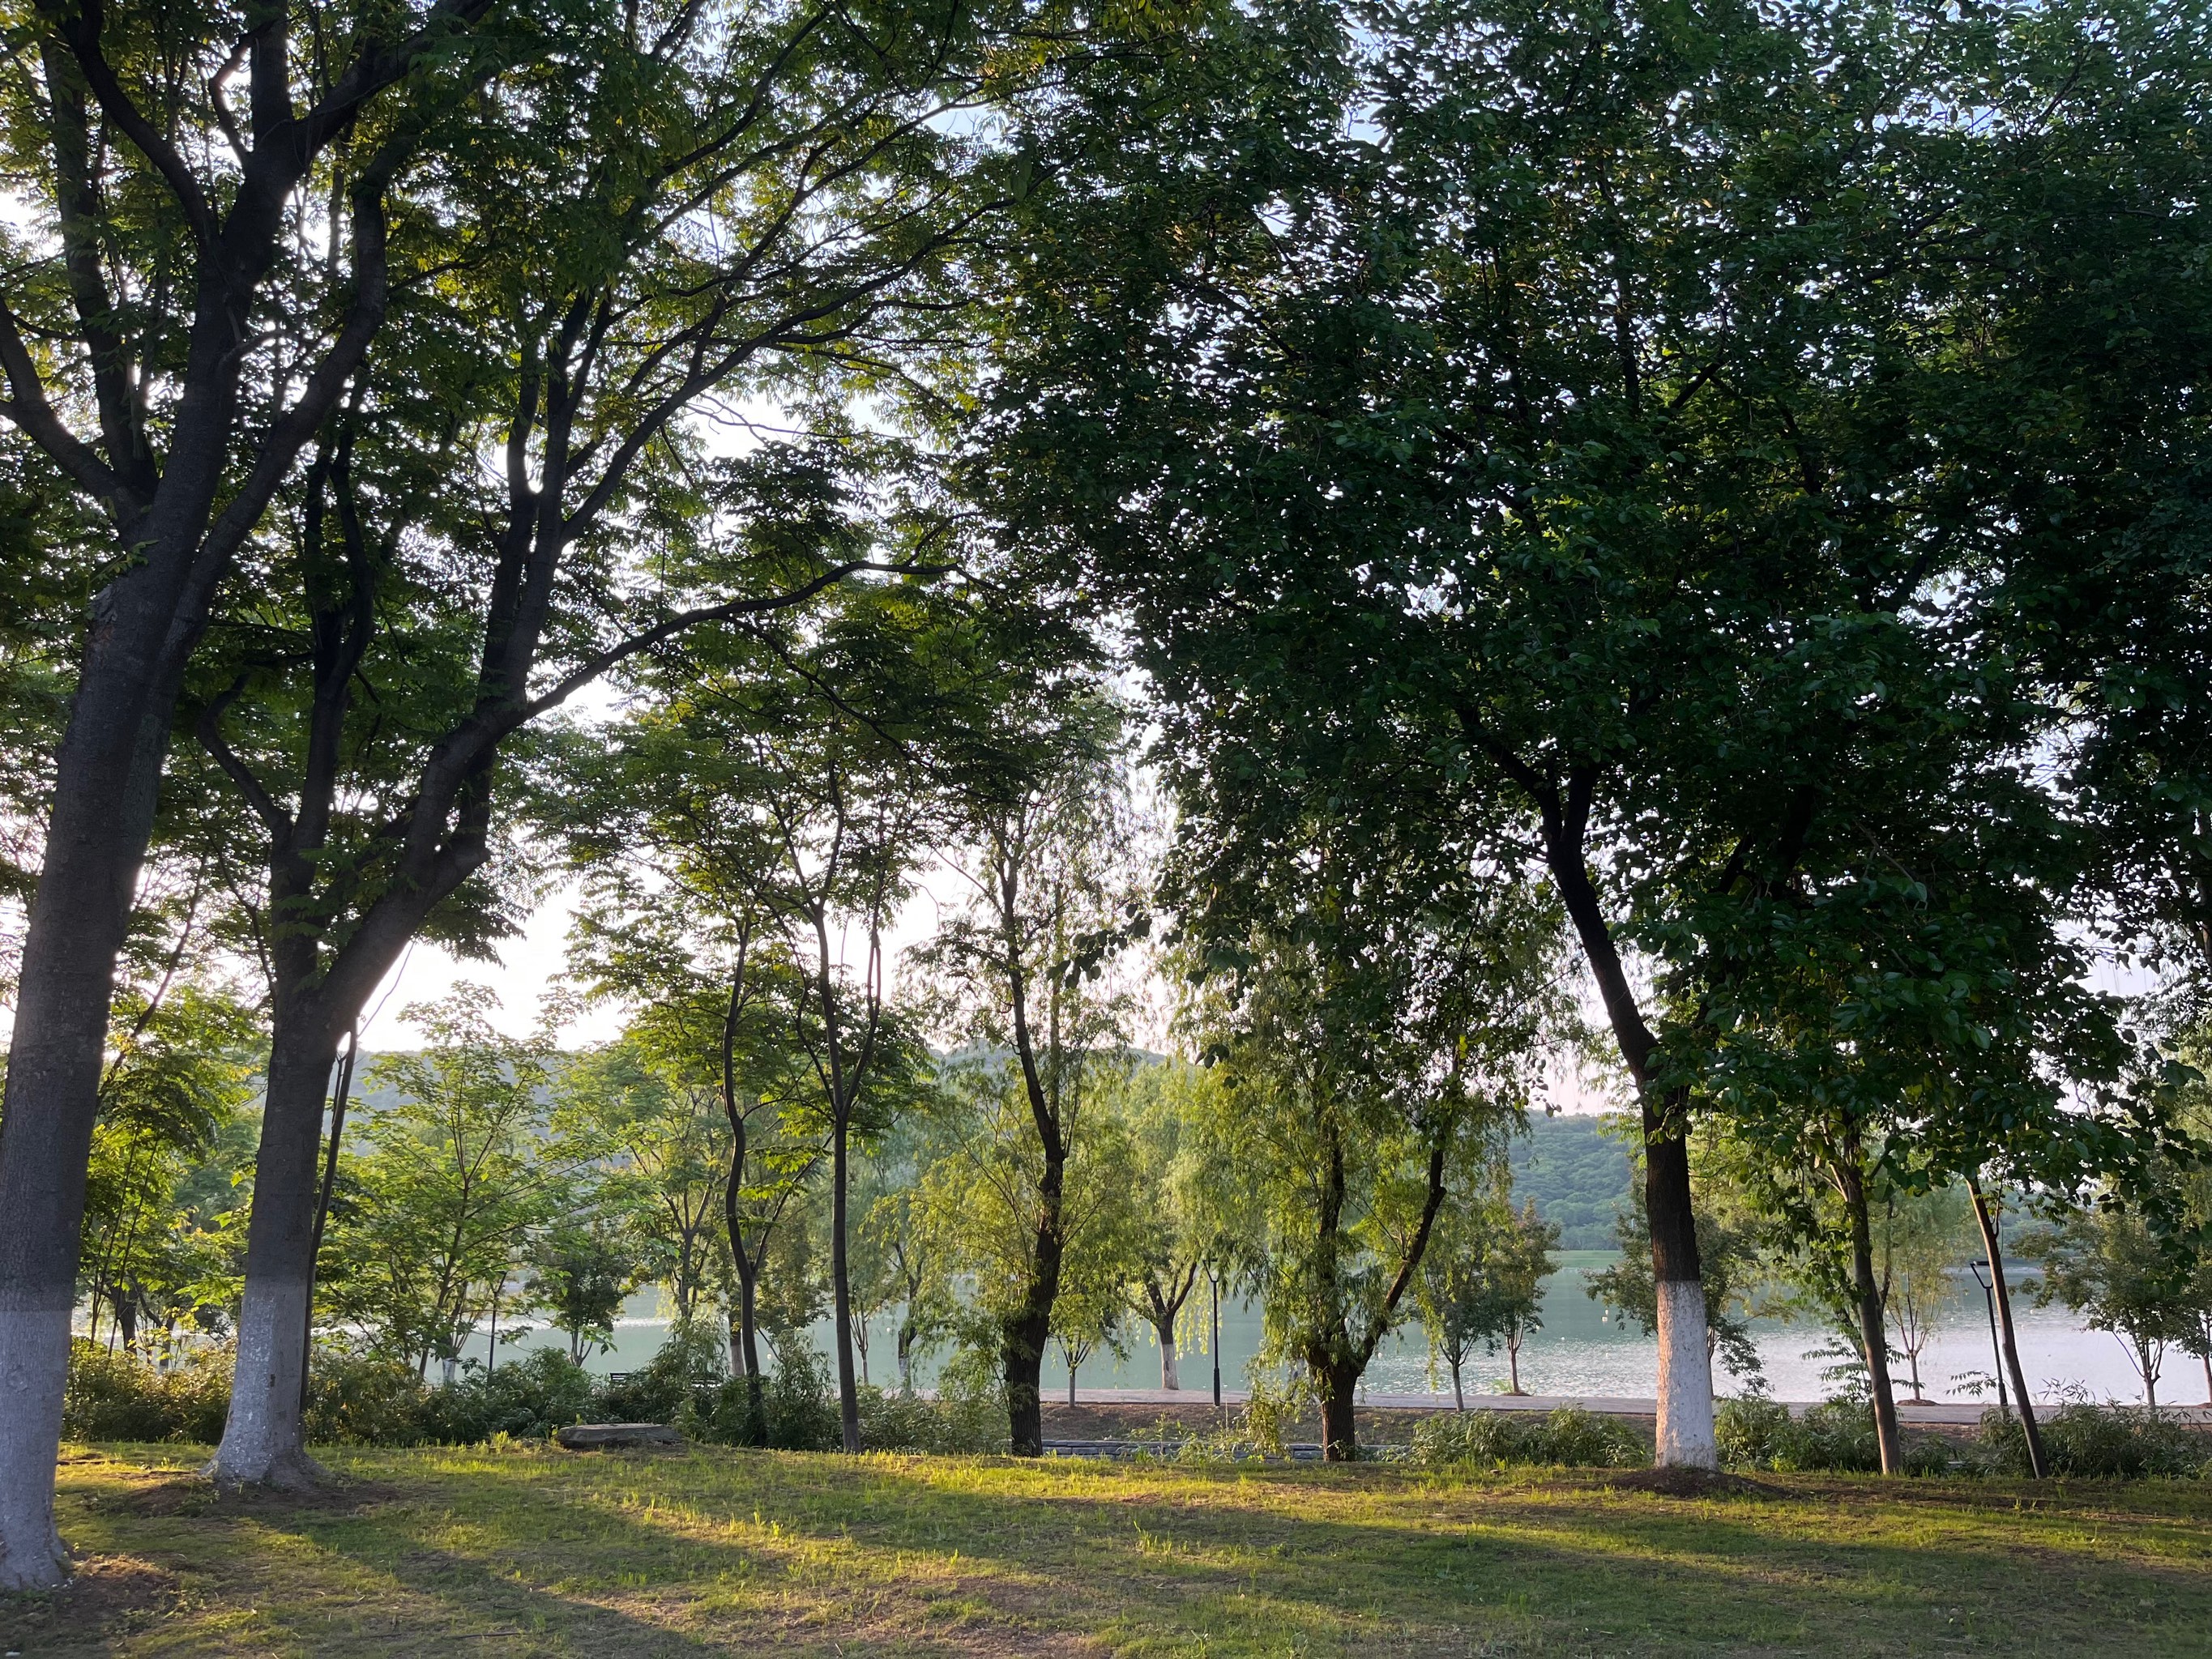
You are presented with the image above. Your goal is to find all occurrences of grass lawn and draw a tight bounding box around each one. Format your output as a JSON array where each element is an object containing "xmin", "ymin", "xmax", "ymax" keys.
[{"xmin": 10, "ymin": 1444, "xmax": 2212, "ymax": 1656}]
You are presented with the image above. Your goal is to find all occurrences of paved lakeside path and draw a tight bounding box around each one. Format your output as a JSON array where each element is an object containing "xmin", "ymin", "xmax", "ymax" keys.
[{"xmin": 1052, "ymin": 1385, "xmax": 2212, "ymax": 1427}]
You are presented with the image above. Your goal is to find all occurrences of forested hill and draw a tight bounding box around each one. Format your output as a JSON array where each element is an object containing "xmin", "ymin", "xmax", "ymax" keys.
[{"xmin": 1509, "ymin": 1114, "xmax": 1632, "ymax": 1251}]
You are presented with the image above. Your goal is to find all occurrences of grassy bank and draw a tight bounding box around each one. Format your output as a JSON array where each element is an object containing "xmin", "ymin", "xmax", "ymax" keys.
[{"xmin": 12, "ymin": 1444, "xmax": 2212, "ymax": 1656}]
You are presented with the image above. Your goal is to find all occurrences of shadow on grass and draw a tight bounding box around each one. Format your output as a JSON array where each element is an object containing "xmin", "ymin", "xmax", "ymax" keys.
[
  {"xmin": 341, "ymin": 1451, "xmax": 2212, "ymax": 1653},
  {"xmin": 50, "ymin": 1446, "xmax": 2212, "ymax": 1656}
]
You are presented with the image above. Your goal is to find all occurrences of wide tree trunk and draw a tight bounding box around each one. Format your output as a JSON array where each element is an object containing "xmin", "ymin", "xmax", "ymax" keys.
[
  {"xmin": 1645, "ymin": 1112, "xmax": 1717, "ymax": 1469},
  {"xmin": 1155, "ymin": 1313, "xmax": 1180, "ymax": 1389},
  {"xmin": 1317, "ymin": 1358, "xmax": 1360, "ymax": 1462},
  {"xmin": 0, "ymin": 574, "xmax": 199, "ymax": 1586},
  {"xmin": 1969, "ymin": 1178, "xmax": 2047, "ymax": 1478},
  {"xmin": 211, "ymin": 1025, "xmax": 346, "ymax": 1487},
  {"xmin": 1838, "ymin": 1155, "xmax": 1902, "ymax": 1474}
]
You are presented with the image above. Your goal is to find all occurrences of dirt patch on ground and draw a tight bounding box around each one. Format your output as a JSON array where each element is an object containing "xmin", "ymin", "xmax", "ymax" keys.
[
  {"xmin": 1604, "ymin": 1466, "xmax": 1787, "ymax": 1499},
  {"xmin": 90, "ymin": 1469, "xmax": 400, "ymax": 1518},
  {"xmin": 0, "ymin": 1555, "xmax": 179, "ymax": 1653}
]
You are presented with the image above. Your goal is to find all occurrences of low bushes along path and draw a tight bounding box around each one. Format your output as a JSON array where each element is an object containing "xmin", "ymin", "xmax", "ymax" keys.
[{"xmin": 8, "ymin": 1441, "xmax": 2212, "ymax": 1655}]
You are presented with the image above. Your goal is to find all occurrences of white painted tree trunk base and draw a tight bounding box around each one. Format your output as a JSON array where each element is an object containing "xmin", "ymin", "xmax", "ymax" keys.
[
  {"xmin": 208, "ymin": 1277, "xmax": 327, "ymax": 1489},
  {"xmin": 1160, "ymin": 1344, "xmax": 1181, "ymax": 1390},
  {"xmin": 1655, "ymin": 1277, "xmax": 1718, "ymax": 1469},
  {"xmin": 0, "ymin": 1306, "xmax": 72, "ymax": 1589}
]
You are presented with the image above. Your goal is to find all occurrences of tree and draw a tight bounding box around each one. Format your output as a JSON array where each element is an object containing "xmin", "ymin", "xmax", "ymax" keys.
[
  {"xmin": 78, "ymin": 982, "xmax": 260, "ymax": 1354},
  {"xmin": 1181, "ymin": 817, "xmax": 1561, "ymax": 1461},
  {"xmin": 852, "ymin": 1114, "xmax": 956, "ymax": 1395},
  {"xmin": 1418, "ymin": 1188, "xmax": 1556, "ymax": 1405},
  {"xmin": 915, "ymin": 692, "xmax": 1143, "ymax": 1454},
  {"xmin": 525, "ymin": 1218, "xmax": 635, "ymax": 1367},
  {"xmin": 558, "ymin": 1036, "xmax": 730, "ymax": 1328},
  {"xmin": 190, "ymin": 0, "xmax": 1072, "ymax": 1486},
  {"xmin": 966, "ymin": 0, "xmax": 2212, "ymax": 1476},
  {"xmin": 1881, "ymin": 1187, "xmax": 1975, "ymax": 1406},
  {"xmin": 2028, "ymin": 1201, "xmax": 2197, "ymax": 1414},
  {"xmin": 314, "ymin": 989, "xmax": 570, "ymax": 1381},
  {"xmin": 1123, "ymin": 1061, "xmax": 1214, "ymax": 1389},
  {"xmin": 0, "ymin": 2, "xmax": 533, "ymax": 1574}
]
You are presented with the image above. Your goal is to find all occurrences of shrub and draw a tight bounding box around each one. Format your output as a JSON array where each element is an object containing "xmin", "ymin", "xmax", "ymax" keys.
[
  {"xmin": 1715, "ymin": 1396, "xmax": 1880, "ymax": 1473},
  {"xmin": 596, "ymin": 1320, "xmax": 726, "ymax": 1426},
  {"xmin": 305, "ymin": 1348, "xmax": 432, "ymax": 1446},
  {"xmin": 425, "ymin": 1349, "xmax": 596, "ymax": 1443},
  {"xmin": 1411, "ymin": 1406, "xmax": 1645, "ymax": 1469},
  {"xmin": 1980, "ymin": 1403, "xmax": 2211, "ymax": 1480},
  {"xmin": 1715, "ymin": 1396, "xmax": 1796, "ymax": 1469},
  {"xmin": 1720, "ymin": 1395, "xmax": 1971, "ymax": 1475},
  {"xmin": 691, "ymin": 1339, "xmax": 840, "ymax": 1449},
  {"xmin": 63, "ymin": 1339, "xmax": 230, "ymax": 1444}
]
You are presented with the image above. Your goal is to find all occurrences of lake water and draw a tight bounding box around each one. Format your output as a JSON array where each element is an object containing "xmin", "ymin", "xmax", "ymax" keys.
[{"xmin": 467, "ymin": 1249, "xmax": 2209, "ymax": 1408}]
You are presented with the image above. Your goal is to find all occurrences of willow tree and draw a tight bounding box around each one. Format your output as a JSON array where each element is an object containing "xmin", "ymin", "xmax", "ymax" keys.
[{"xmin": 1175, "ymin": 795, "xmax": 1564, "ymax": 1461}]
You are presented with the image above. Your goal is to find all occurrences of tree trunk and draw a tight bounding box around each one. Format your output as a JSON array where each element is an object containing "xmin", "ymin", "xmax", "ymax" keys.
[
  {"xmin": 0, "ymin": 551, "xmax": 200, "ymax": 1587},
  {"xmin": 2141, "ymin": 1342, "xmax": 2159, "ymax": 1414},
  {"xmin": 720, "ymin": 1104, "xmax": 767, "ymax": 1444},
  {"xmin": 1001, "ymin": 1146, "xmax": 1065, "ymax": 1458},
  {"xmin": 831, "ymin": 1115, "xmax": 861, "ymax": 1453},
  {"xmin": 898, "ymin": 1321, "xmax": 916, "ymax": 1396},
  {"xmin": 2200, "ymin": 1349, "xmax": 2210, "ymax": 1408},
  {"xmin": 1451, "ymin": 1355, "xmax": 1464, "ymax": 1411},
  {"xmin": 1507, "ymin": 1330, "xmax": 1523, "ymax": 1396},
  {"xmin": 1968, "ymin": 1178, "xmax": 2047, "ymax": 1478},
  {"xmin": 1317, "ymin": 1359, "xmax": 1360, "ymax": 1462},
  {"xmin": 1645, "ymin": 1111, "xmax": 1717, "ymax": 1469},
  {"xmin": 1907, "ymin": 1343, "xmax": 1925, "ymax": 1404},
  {"xmin": 210, "ymin": 1025, "xmax": 344, "ymax": 1488},
  {"xmin": 1531, "ymin": 780, "xmax": 1716, "ymax": 1470},
  {"xmin": 1838, "ymin": 1154, "xmax": 1902, "ymax": 1475},
  {"xmin": 1068, "ymin": 1358, "xmax": 1078, "ymax": 1406},
  {"xmin": 1156, "ymin": 1311, "xmax": 1180, "ymax": 1389}
]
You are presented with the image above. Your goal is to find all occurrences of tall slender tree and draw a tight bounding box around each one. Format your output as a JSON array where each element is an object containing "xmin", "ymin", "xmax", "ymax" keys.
[{"xmin": 186, "ymin": 0, "xmax": 1061, "ymax": 1476}]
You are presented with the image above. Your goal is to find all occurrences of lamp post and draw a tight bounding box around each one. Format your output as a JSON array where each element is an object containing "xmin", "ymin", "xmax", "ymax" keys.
[
  {"xmin": 1210, "ymin": 1269, "xmax": 1223, "ymax": 1419},
  {"xmin": 1969, "ymin": 1258, "xmax": 2009, "ymax": 1419}
]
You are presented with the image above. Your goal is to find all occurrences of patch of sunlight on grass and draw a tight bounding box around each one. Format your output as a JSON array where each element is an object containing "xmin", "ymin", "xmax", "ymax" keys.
[{"xmin": 19, "ymin": 1444, "xmax": 2212, "ymax": 1657}]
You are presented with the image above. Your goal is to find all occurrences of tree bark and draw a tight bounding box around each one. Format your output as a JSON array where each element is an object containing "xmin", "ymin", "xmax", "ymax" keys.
[
  {"xmin": 1002, "ymin": 1185, "xmax": 1064, "ymax": 1456},
  {"xmin": 1838, "ymin": 1153, "xmax": 1902, "ymax": 1475},
  {"xmin": 1968, "ymin": 1178, "xmax": 2047, "ymax": 1478},
  {"xmin": 831, "ymin": 1116, "xmax": 862, "ymax": 1452},
  {"xmin": 0, "ymin": 528, "xmax": 219, "ymax": 1584},
  {"xmin": 1156, "ymin": 1314, "xmax": 1181, "ymax": 1389},
  {"xmin": 1523, "ymin": 765, "xmax": 1715, "ymax": 1469},
  {"xmin": 1450, "ymin": 1355, "xmax": 1464, "ymax": 1411},
  {"xmin": 211, "ymin": 1025, "xmax": 347, "ymax": 1488},
  {"xmin": 1317, "ymin": 1358, "xmax": 1360, "ymax": 1462},
  {"xmin": 1507, "ymin": 1330, "xmax": 1523, "ymax": 1396}
]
